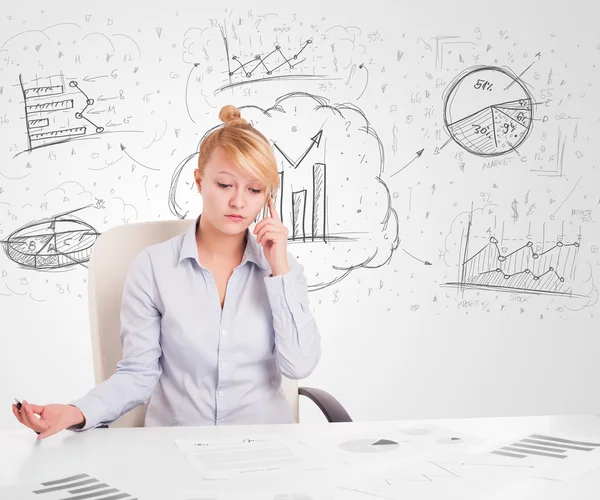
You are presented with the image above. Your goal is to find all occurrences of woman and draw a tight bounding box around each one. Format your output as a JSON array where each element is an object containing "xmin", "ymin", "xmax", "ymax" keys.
[{"xmin": 12, "ymin": 105, "xmax": 321, "ymax": 440}]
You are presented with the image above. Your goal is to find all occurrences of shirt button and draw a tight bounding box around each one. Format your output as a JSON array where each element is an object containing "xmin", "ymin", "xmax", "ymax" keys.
[
  {"xmin": 218, "ymin": 390, "xmax": 224, "ymax": 397},
  {"xmin": 221, "ymin": 330, "xmax": 228, "ymax": 336}
]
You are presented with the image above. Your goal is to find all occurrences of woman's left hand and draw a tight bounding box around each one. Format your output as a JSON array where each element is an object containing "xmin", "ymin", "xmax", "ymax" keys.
[{"xmin": 254, "ymin": 198, "xmax": 290, "ymax": 276}]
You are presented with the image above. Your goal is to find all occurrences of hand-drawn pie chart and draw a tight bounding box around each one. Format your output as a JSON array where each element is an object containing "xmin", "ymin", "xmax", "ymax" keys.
[
  {"xmin": 3, "ymin": 211, "xmax": 99, "ymax": 270},
  {"xmin": 443, "ymin": 66, "xmax": 534, "ymax": 157},
  {"xmin": 339, "ymin": 438, "xmax": 400, "ymax": 454}
]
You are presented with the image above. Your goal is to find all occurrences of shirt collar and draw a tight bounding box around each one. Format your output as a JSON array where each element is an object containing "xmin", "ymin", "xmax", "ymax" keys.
[{"xmin": 178, "ymin": 214, "xmax": 269, "ymax": 272}]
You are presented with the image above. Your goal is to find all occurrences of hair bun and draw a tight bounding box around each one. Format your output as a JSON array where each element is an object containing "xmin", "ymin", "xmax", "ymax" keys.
[{"xmin": 219, "ymin": 105, "xmax": 247, "ymax": 127}]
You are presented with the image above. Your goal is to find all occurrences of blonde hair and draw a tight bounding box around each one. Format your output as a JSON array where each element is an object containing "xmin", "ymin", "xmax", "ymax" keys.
[{"xmin": 197, "ymin": 105, "xmax": 280, "ymax": 196}]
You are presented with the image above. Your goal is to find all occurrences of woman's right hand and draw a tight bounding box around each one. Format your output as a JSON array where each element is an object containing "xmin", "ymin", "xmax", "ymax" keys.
[{"xmin": 11, "ymin": 400, "xmax": 86, "ymax": 440}]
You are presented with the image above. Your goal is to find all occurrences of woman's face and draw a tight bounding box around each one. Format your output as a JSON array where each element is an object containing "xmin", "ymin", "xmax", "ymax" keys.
[{"xmin": 194, "ymin": 147, "xmax": 268, "ymax": 236}]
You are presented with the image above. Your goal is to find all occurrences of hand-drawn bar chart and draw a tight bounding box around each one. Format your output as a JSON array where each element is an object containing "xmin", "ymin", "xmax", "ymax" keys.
[
  {"xmin": 18, "ymin": 73, "xmax": 104, "ymax": 152},
  {"xmin": 289, "ymin": 163, "xmax": 327, "ymax": 242}
]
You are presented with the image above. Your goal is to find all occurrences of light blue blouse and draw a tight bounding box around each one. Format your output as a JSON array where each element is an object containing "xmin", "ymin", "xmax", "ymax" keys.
[{"xmin": 69, "ymin": 215, "xmax": 321, "ymax": 429}]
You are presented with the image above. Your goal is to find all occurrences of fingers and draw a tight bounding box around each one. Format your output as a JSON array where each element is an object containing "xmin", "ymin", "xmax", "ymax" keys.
[
  {"xmin": 268, "ymin": 198, "xmax": 281, "ymax": 221},
  {"xmin": 256, "ymin": 224, "xmax": 286, "ymax": 245},
  {"xmin": 21, "ymin": 402, "xmax": 47, "ymax": 434},
  {"xmin": 20, "ymin": 403, "xmax": 39, "ymax": 428},
  {"xmin": 12, "ymin": 404, "xmax": 25, "ymax": 425},
  {"xmin": 25, "ymin": 402, "xmax": 45, "ymax": 413},
  {"xmin": 257, "ymin": 231, "xmax": 278, "ymax": 246},
  {"xmin": 254, "ymin": 217, "xmax": 287, "ymax": 237},
  {"xmin": 37, "ymin": 425, "xmax": 61, "ymax": 441},
  {"xmin": 253, "ymin": 216, "xmax": 275, "ymax": 233},
  {"xmin": 12, "ymin": 402, "xmax": 43, "ymax": 436}
]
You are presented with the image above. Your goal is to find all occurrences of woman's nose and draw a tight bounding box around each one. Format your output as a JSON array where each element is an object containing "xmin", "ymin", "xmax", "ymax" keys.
[{"xmin": 230, "ymin": 189, "xmax": 245, "ymax": 208}]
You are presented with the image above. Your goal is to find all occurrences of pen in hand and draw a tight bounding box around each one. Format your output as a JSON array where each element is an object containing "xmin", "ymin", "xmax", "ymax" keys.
[{"xmin": 14, "ymin": 398, "xmax": 41, "ymax": 435}]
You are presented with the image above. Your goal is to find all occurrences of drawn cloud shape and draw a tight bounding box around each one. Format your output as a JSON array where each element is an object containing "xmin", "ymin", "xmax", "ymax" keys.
[
  {"xmin": 0, "ymin": 180, "xmax": 138, "ymax": 273},
  {"xmin": 170, "ymin": 92, "xmax": 399, "ymax": 290}
]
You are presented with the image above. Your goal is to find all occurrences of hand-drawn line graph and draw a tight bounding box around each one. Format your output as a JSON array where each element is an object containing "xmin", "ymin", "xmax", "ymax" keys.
[
  {"xmin": 491, "ymin": 433, "xmax": 600, "ymax": 460},
  {"xmin": 168, "ymin": 92, "xmax": 399, "ymax": 291},
  {"xmin": 443, "ymin": 213, "xmax": 582, "ymax": 296},
  {"xmin": 70, "ymin": 80, "xmax": 104, "ymax": 132},
  {"xmin": 229, "ymin": 36, "xmax": 312, "ymax": 78},
  {"xmin": 183, "ymin": 19, "xmax": 363, "ymax": 102},
  {"xmin": 0, "ymin": 206, "xmax": 100, "ymax": 271},
  {"xmin": 442, "ymin": 66, "xmax": 536, "ymax": 157},
  {"xmin": 17, "ymin": 73, "xmax": 104, "ymax": 154},
  {"xmin": 450, "ymin": 236, "xmax": 579, "ymax": 295},
  {"xmin": 216, "ymin": 25, "xmax": 326, "ymax": 95}
]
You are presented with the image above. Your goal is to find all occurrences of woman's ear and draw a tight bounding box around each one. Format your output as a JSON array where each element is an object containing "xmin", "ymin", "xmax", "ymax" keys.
[{"xmin": 193, "ymin": 169, "xmax": 202, "ymax": 193}]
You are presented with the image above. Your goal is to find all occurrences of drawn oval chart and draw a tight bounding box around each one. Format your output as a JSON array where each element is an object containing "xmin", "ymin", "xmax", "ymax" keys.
[
  {"xmin": 443, "ymin": 66, "xmax": 534, "ymax": 157},
  {"xmin": 4, "ymin": 214, "xmax": 99, "ymax": 270}
]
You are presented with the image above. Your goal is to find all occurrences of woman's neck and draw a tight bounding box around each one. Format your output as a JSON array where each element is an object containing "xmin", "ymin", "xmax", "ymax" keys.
[{"xmin": 195, "ymin": 214, "xmax": 246, "ymax": 263}]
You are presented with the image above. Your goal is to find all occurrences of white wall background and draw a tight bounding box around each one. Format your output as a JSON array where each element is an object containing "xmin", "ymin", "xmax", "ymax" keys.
[{"xmin": 2, "ymin": 0, "xmax": 600, "ymax": 429}]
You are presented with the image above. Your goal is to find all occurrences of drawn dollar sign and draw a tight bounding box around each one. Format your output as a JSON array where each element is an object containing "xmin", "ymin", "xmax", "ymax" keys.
[
  {"xmin": 332, "ymin": 289, "xmax": 339, "ymax": 304},
  {"xmin": 511, "ymin": 199, "xmax": 519, "ymax": 223}
]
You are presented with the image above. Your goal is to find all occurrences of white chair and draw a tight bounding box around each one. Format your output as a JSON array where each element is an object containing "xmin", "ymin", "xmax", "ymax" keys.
[{"xmin": 87, "ymin": 219, "xmax": 351, "ymax": 428}]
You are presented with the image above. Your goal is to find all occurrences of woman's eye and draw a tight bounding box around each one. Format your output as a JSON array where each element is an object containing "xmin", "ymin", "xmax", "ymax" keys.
[
  {"xmin": 217, "ymin": 182, "xmax": 231, "ymax": 188},
  {"xmin": 249, "ymin": 188, "xmax": 262, "ymax": 194}
]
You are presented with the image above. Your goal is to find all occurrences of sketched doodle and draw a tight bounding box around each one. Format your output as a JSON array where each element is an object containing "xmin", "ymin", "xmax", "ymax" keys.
[
  {"xmin": 1, "ymin": 206, "xmax": 100, "ymax": 271},
  {"xmin": 168, "ymin": 92, "xmax": 399, "ymax": 290},
  {"xmin": 18, "ymin": 73, "xmax": 104, "ymax": 155},
  {"xmin": 443, "ymin": 66, "xmax": 534, "ymax": 157}
]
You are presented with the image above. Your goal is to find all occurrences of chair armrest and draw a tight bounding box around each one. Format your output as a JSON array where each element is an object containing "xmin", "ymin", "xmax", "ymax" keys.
[{"xmin": 298, "ymin": 386, "xmax": 353, "ymax": 423}]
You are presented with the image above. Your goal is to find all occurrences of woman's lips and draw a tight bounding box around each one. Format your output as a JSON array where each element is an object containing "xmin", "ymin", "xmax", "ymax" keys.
[{"xmin": 226, "ymin": 215, "xmax": 244, "ymax": 221}]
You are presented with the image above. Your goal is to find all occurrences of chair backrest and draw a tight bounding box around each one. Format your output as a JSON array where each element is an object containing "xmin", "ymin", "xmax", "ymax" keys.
[{"xmin": 87, "ymin": 219, "xmax": 299, "ymax": 428}]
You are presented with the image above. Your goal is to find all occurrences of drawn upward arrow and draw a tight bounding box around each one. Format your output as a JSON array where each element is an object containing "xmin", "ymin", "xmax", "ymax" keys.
[
  {"xmin": 390, "ymin": 148, "xmax": 424, "ymax": 177},
  {"xmin": 403, "ymin": 248, "xmax": 432, "ymax": 265},
  {"xmin": 357, "ymin": 63, "xmax": 369, "ymax": 100},
  {"xmin": 185, "ymin": 63, "xmax": 201, "ymax": 124},
  {"xmin": 273, "ymin": 129, "xmax": 323, "ymax": 169},
  {"xmin": 120, "ymin": 144, "xmax": 160, "ymax": 171}
]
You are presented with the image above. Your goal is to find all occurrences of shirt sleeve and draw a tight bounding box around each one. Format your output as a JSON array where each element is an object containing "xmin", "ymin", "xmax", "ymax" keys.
[
  {"xmin": 263, "ymin": 253, "xmax": 321, "ymax": 379},
  {"xmin": 67, "ymin": 248, "xmax": 163, "ymax": 431}
]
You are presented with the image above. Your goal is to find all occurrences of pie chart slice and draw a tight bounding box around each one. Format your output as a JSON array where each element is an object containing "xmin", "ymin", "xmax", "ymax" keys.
[
  {"xmin": 493, "ymin": 103, "xmax": 532, "ymax": 128},
  {"xmin": 491, "ymin": 106, "xmax": 530, "ymax": 151},
  {"xmin": 495, "ymin": 99, "xmax": 532, "ymax": 110},
  {"xmin": 447, "ymin": 106, "xmax": 497, "ymax": 156},
  {"xmin": 7, "ymin": 235, "xmax": 55, "ymax": 255},
  {"xmin": 339, "ymin": 438, "xmax": 400, "ymax": 453}
]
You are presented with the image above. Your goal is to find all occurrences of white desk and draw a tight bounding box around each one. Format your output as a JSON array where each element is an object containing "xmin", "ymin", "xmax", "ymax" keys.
[{"xmin": 2, "ymin": 415, "xmax": 600, "ymax": 499}]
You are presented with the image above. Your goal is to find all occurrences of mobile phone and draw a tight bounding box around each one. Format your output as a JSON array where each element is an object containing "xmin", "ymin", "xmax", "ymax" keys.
[{"xmin": 262, "ymin": 190, "xmax": 273, "ymax": 219}]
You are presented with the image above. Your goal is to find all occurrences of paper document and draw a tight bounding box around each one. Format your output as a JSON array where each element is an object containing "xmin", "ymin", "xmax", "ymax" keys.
[{"xmin": 175, "ymin": 435, "xmax": 324, "ymax": 479}]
